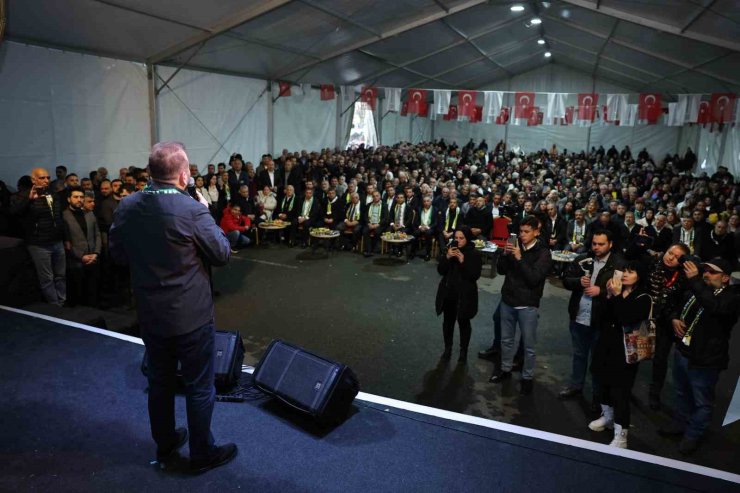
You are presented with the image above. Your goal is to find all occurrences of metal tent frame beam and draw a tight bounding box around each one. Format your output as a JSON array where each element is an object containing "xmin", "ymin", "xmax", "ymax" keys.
[
  {"xmin": 147, "ymin": 0, "xmax": 294, "ymax": 64},
  {"xmin": 557, "ymin": 0, "xmax": 740, "ymax": 52},
  {"xmin": 274, "ymin": 0, "xmax": 489, "ymax": 80},
  {"xmin": 543, "ymin": 13, "xmax": 739, "ymax": 88}
]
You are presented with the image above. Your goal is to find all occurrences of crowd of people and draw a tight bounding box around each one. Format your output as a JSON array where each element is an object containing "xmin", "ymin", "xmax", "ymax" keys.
[{"xmin": 0, "ymin": 137, "xmax": 738, "ymax": 455}]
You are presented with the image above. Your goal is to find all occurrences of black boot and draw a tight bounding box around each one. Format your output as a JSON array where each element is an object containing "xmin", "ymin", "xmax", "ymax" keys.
[
  {"xmin": 441, "ymin": 346, "xmax": 452, "ymax": 360},
  {"xmin": 458, "ymin": 348, "xmax": 468, "ymax": 364}
]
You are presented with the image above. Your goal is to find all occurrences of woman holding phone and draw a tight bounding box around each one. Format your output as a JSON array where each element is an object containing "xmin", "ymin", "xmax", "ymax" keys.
[
  {"xmin": 589, "ymin": 261, "xmax": 651, "ymax": 449},
  {"xmin": 435, "ymin": 227, "xmax": 483, "ymax": 363}
]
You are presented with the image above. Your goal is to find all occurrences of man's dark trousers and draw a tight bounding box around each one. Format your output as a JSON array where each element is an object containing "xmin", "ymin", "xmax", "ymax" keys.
[{"xmin": 142, "ymin": 321, "xmax": 216, "ymax": 462}]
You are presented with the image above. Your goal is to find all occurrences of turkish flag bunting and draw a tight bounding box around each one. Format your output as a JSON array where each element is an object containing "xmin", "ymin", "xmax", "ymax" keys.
[
  {"xmin": 602, "ymin": 105, "xmax": 619, "ymax": 125},
  {"xmin": 527, "ymin": 107, "xmax": 542, "ymax": 126},
  {"xmin": 320, "ymin": 85, "xmax": 335, "ymax": 101},
  {"xmin": 495, "ymin": 107, "xmax": 510, "ymax": 125},
  {"xmin": 458, "ymin": 90, "xmax": 477, "ymax": 119},
  {"xmin": 563, "ymin": 106, "xmax": 574, "ymax": 125},
  {"xmin": 638, "ymin": 93, "xmax": 662, "ymax": 124},
  {"xmin": 406, "ymin": 89, "xmax": 428, "ymax": 115},
  {"xmin": 444, "ymin": 104, "xmax": 458, "ymax": 121},
  {"xmin": 471, "ymin": 105, "xmax": 483, "ymax": 123},
  {"xmin": 709, "ymin": 93, "xmax": 736, "ymax": 123},
  {"xmin": 697, "ymin": 101, "xmax": 710, "ymax": 124},
  {"xmin": 278, "ymin": 82, "xmax": 291, "ymax": 97},
  {"xmin": 400, "ymin": 101, "xmax": 408, "ymax": 117},
  {"xmin": 514, "ymin": 92, "xmax": 535, "ymax": 119},
  {"xmin": 361, "ymin": 86, "xmax": 378, "ymax": 110},
  {"xmin": 577, "ymin": 93, "xmax": 598, "ymax": 121}
]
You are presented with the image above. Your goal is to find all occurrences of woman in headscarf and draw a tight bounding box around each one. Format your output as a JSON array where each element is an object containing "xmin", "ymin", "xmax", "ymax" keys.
[{"xmin": 435, "ymin": 226, "xmax": 482, "ymax": 363}]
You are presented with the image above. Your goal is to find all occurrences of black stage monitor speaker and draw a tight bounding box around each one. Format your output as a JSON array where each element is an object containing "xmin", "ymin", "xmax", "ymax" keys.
[
  {"xmin": 253, "ymin": 339, "xmax": 359, "ymax": 425},
  {"xmin": 141, "ymin": 330, "xmax": 245, "ymax": 392}
]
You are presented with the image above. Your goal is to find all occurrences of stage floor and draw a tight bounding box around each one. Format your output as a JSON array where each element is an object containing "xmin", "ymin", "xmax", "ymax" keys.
[{"xmin": 1, "ymin": 308, "xmax": 738, "ymax": 492}]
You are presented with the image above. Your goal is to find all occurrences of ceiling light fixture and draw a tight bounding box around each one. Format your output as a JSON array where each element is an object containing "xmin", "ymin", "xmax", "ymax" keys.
[
  {"xmin": 544, "ymin": 51, "xmax": 552, "ymax": 58},
  {"xmin": 537, "ymin": 39, "xmax": 546, "ymax": 45},
  {"xmin": 510, "ymin": 4, "xmax": 525, "ymax": 12},
  {"xmin": 530, "ymin": 17, "xmax": 542, "ymax": 25}
]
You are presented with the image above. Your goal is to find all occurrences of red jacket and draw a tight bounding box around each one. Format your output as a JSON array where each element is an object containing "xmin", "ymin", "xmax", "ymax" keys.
[{"xmin": 220, "ymin": 211, "xmax": 251, "ymax": 234}]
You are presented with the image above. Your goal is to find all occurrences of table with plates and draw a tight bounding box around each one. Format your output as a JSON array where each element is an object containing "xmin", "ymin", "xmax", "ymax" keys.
[
  {"xmin": 475, "ymin": 241, "xmax": 499, "ymax": 278},
  {"xmin": 257, "ymin": 220, "xmax": 289, "ymax": 246},
  {"xmin": 309, "ymin": 229, "xmax": 340, "ymax": 255},
  {"xmin": 380, "ymin": 233, "xmax": 414, "ymax": 263},
  {"xmin": 551, "ymin": 250, "xmax": 579, "ymax": 278}
]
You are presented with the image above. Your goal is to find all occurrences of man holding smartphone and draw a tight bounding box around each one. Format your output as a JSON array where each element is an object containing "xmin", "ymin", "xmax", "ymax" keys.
[
  {"xmin": 490, "ymin": 216, "xmax": 552, "ymax": 395},
  {"xmin": 11, "ymin": 167, "xmax": 66, "ymax": 306}
]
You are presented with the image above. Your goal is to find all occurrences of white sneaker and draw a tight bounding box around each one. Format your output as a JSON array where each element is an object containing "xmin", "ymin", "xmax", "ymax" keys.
[
  {"xmin": 609, "ymin": 424, "xmax": 628, "ymax": 448},
  {"xmin": 588, "ymin": 405, "xmax": 614, "ymax": 432}
]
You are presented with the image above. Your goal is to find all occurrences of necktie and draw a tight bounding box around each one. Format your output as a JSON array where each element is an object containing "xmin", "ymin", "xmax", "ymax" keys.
[
  {"xmin": 396, "ymin": 206, "xmax": 402, "ymax": 225},
  {"xmin": 348, "ymin": 204, "xmax": 355, "ymax": 220}
]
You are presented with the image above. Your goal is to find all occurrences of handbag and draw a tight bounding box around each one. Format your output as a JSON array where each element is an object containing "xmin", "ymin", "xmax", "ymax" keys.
[{"xmin": 623, "ymin": 294, "xmax": 656, "ymax": 364}]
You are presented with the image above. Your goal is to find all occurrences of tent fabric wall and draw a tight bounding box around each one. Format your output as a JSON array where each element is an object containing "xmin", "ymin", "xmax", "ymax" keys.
[
  {"xmin": 434, "ymin": 120, "xmax": 506, "ymax": 148},
  {"xmin": 721, "ymin": 127, "xmax": 740, "ymax": 177},
  {"xmin": 410, "ymin": 116, "xmax": 432, "ymax": 144},
  {"xmin": 380, "ymin": 113, "xmax": 411, "ymax": 145},
  {"xmin": 156, "ymin": 66, "xmax": 268, "ymax": 169},
  {"xmin": 697, "ymin": 125, "xmax": 725, "ymax": 176},
  {"xmin": 273, "ymin": 88, "xmax": 336, "ymax": 153},
  {"xmin": 0, "ymin": 41, "xmax": 150, "ymax": 187}
]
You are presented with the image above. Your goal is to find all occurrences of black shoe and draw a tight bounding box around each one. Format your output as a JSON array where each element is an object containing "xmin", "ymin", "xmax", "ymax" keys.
[
  {"xmin": 489, "ymin": 371, "xmax": 512, "ymax": 383},
  {"xmin": 658, "ymin": 421, "xmax": 686, "ymax": 437},
  {"xmin": 478, "ymin": 346, "xmax": 499, "ymax": 361},
  {"xmin": 441, "ymin": 347, "xmax": 452, "ymax": 360},
  {"xmin": 558, "ymin": 386, "xmax": 582, "ymax": 399},
  {"xmin": 458, "ymin": 350, "xmax": 468, "ymax": 363},
  {"xmin": 648, "ymin": 390, "xmax": 661, "ymax": 411},
  {"xmin": 156, "ymin": 427, "xmax": 188, "ymax": 461},
  {"xmin": 190, "ymin": 443, "xmax": 238, "ymax": 474},
  {"xmin": 520, "ymin": 379, "xmax": 533, "ymax": 395},
  {"xmin": 678, "ymin": 436, "xmax": 700, "ymax": 455}
]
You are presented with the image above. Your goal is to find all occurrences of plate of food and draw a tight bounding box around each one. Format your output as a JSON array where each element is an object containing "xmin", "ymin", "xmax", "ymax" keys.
[{"xmin": 474, "ymin": 239, "xmax": 485, "ymax": 249}]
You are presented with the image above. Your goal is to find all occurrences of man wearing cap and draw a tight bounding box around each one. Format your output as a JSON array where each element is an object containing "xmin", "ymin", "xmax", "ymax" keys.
[{"xmin": 661, "ymin": 258, "xmax": 739, "ymax": 455}]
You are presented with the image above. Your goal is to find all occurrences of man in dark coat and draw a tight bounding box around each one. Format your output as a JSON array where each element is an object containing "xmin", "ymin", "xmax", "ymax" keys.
[{"xmin": 109, "ymin": 141, "xmax": 236, "ymax": 473}]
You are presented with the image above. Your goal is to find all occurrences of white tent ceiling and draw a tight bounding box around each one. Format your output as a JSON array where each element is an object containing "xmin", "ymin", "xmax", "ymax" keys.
[{"xmin": 4, "ymin": 0, "xmax": 740, "ymax": 97}]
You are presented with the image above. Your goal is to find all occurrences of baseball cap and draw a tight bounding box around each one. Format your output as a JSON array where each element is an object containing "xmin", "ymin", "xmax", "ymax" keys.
[{"xmin": 702, "ymin": 258, "xmax": 732, "ymax": 275}]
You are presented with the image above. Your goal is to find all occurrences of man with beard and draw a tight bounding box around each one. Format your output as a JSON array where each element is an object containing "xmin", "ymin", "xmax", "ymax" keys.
[
  {"xmin": 661, "ymin": 258, "xmax": 738, "ymax": 454},
  {"xmin": 438, "ymin": 197, "xmax": 462, "ymax": 250},
  {"xmin": 62, "ymin": 187, "xmax": 101, "ymax": 306},
  {"xmin": 362, "ymin": 190, "xmax": 387, "ymax": 257}
]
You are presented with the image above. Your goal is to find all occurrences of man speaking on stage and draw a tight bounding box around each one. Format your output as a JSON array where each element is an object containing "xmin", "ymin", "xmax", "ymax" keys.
[{"xmin": 109, "ymin": 141, "xmax": 236, "ymax": 474}]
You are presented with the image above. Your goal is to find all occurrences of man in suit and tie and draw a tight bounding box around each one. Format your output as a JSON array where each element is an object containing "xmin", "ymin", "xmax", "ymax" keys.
[
  {"xmin": 337, "ymin": 192, "xmax": 362, "ymax": 251},
  {"xmin": 320, "ymin": 187, "xmax": 343, "ymax": 231},
  {"xmin": 362, "ymin": 190, "xmax": 387, "ymax": 257},
  {"xmin": 275, "ymin": 184, "xmax": 298, "ymax": 245},
  {"xmin": 257, "ymin": 157, "xmax": 281, "ymax": 193},
  {"xmin": 543, "ymin": 203, "xmax": 567, "ymax": 250},
  {"xmin": 62, "ymin": 186, "xmax": 101, "ymax": 306},
  {"xmin": 294, "ymin": 187, "xmax": 320, "ymax": 248},
  {"xmin": 387, "ymin": 193, "xmax": 415, "ymax": 257},
  {"xmin": 411, "ymin": 195, "xmax": 437, "ymax": 261},
  {"xmin": 437, "ymin": 197, "xmax": 461, "ymax": 251},
  {"xmin": 227, "ymin": 156, "xmax": 249, "ymax": 199}
]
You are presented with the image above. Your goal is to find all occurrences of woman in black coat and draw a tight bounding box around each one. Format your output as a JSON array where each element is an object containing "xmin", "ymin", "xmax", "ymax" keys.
[
  {"xmin": 435, "ymin": 227, "xmax": 483, "ymax": 363},
  {"xmin": 589, "ymin": 260, "xmax": 651, "ymax": 449}
]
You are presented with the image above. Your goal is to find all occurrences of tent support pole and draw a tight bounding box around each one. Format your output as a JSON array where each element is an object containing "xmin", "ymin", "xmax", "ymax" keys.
[
  {"xmin": 147, "ymin": 63, "xmax": 157, "ymax": 147},
  {"xmin": 267, "ymin": 81, "xmax": 274, "ymax": 155}
]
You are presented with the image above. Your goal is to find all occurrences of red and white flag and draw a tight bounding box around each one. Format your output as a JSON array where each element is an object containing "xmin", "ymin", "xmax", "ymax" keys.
[
  {"xmin": 638, "ymin": 93, "xmax": 662, "ymax": 124},
  {"xmin": 361, "ymin": 86, "xmax": 378, "ymax": 110},
  {"xmin": 457, "ymin": 90, "xmax": 477, "ymax": 121},
  {"xmin": 320, "ymin": 85, "xmax": 335, "ymax": 101},
  {"xmin": 697, "ymin": 101, "xmax": 711, "ymax": 124},
  {"xmin": 443, "ymin": 104, "xmax": 458, "ymax": 121},
  {"xmin": 577, "ymin": 93, "xmax": 598, "ymax": 124},
  {"xmin": 406, "ymin": 89, "xmax": 428, "ymax": 115},
  {"xmin": 527, "ymin": 107, "xmax": 542, "ymax": 126},
  {"xmin": 514, "ymin": 92, "xmax": 535, "ymax": 120},
  {"xmin": 495, "ymin": 107, "xmax": 509, "ymax": 125},
  {"xmin": 278, "ymin": 82, "xmax": 291, "ymax": 97},
  {"xmin": 563, "ymin": 106, "xmax": 574, "ymax": 125},
  {"xmin": 709, "ymin": 93, "xmax": 736, "ymax": 123}
]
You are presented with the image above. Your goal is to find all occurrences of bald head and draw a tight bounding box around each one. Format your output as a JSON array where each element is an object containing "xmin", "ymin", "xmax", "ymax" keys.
[
  {"xmin": 148, "ymin": 141, "xmax": 189, "ymax": 183},
  {"xmin": 31, "ymin": 168, "xmax": 51, "ymax": 189}
]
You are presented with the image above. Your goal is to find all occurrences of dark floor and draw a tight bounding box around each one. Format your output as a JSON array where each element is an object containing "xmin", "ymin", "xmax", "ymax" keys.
[
  {"xmin": 211, "ymin": 243, "xmax": 740, "ymax": 475},
  {"xmin": 2, "ymin": 311, "xmax": 737, "ymax": 493}
]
